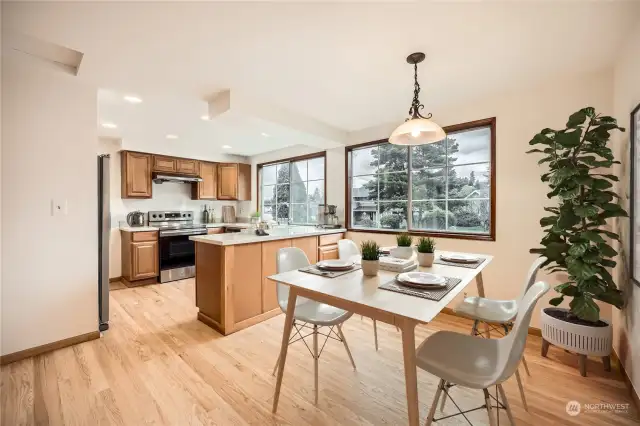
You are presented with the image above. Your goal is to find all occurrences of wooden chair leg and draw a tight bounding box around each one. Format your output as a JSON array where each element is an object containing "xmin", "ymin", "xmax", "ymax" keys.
[
  {"xmin": 483, "ymin": 388, "xmax": 497, "ymax": 426},
  {"xmin": 337, "ymin": 324, "xmax": 356, "ymax": 371},
  {"xmin": 272, "ymin": 353, "xmax": 281, "ymax": 376},
  {"xmin": 541, "ymin": 338, "xmax": 550, "ymax": 357},
  {"xmin": 578, "ymin": 354, "xmax": 587, "ymax": 377},
  {"xmin": 313, "ymin": 325, "xmax": 319, "ymax": 404},
  {"xmin": 425, "ymin": 379, "xmax": 445, "ymax": 426},
  {"xmin": 471, "ymin": 320, "xmax": 479, "ymax": 336},
  {"xmin": 602, "ymin": 356, "xmax": 611, "ymax": 372},
  {"xmin": 497, "ymin": 384, "xmax": 516, "ymax": 425},
  {"xmin": 439, "ymin": 382, "xmax": 448, "ymax": 411},
  {"xmin": 521, "ymin": 355, "xmax": 531, "ymax": 376},
  {"xmin": 514, "ymin": 369, "xmax": 528, "ymax": 411},
  {"xmin": 373, "ymin": 320, "xmax": 379, "ymax": 351}
]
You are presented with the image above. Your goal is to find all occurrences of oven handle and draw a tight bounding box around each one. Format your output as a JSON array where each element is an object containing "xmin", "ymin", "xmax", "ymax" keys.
[{"xmin": 159, "ymin": 229, "xmax": 207, "ymax": 237}]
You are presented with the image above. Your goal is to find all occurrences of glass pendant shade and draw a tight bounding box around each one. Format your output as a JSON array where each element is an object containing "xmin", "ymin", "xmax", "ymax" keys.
[{"xmin": 389, "ymin": 117, "xmax": 446, "ymax": 145}]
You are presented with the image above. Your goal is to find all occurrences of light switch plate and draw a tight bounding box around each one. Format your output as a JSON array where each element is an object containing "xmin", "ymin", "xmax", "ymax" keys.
[{"xmin": 51, "ymin": 199, "xmax": 67, "ymax": 216}]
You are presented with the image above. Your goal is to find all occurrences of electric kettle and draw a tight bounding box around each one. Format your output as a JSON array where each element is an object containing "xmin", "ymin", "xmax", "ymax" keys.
[{"xmin": 126, "ymin": 210, "xmax": 145, "ymax": 227}]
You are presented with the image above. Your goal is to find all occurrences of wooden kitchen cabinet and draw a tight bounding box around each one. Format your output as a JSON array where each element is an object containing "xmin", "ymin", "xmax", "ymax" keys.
[
  {"xmin": 177, "ymin": 158, "xmax": 198, "ymax": 175},
  {"xmin": 120, "ymin": 230, "xmax": 159, "ymax": 285},
  {"xmin": 293, "ymin": 236, "xmax": 318, "ymax": 264},
  {"xmin": 207, "ymin": 227, "xmax": 224, "ymax": 234},
  {"xmin": 152, "ymin": 155, "xmax": 177, "ymax": 173},
  {"xmin": 121, "ymin": 151, "xmax": 152, "ymax": 198},
  {"xmin": 231, "ymin": 244, "xmax": 263, "ymax": 323},
  {"xmin": 317, "ymin": 232, "xmax": 344, "ymax": 261},
  {"xmin": 192, "ymin": 161, "xmax": 217, "ymax": 200},
  {"xmin": 217, "ymin": 163, "xmax": 251, "ymax": 200},
  {"xmin": 261, "ymin": 239, "xmax": 292, "ymax": 312}
]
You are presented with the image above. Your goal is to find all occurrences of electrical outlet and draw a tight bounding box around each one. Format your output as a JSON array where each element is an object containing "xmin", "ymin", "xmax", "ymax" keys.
[{"xmin": 51, "ymin": 199, "xmax": 67, "ymax": 216}]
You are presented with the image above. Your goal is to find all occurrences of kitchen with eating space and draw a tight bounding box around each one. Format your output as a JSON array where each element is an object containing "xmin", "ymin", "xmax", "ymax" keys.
[{"xmin": 2, "ymin": 3, "xmax": 640, "ymax": 426}]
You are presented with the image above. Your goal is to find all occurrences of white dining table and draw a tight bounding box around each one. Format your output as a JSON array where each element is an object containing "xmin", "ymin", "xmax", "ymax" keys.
[{"xmin": 267, "ymin": 250, "xmax": 493, "ymax": 426}]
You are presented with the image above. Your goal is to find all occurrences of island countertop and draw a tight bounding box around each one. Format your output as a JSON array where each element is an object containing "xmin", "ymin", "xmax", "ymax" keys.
[{"xmin": 190, "ymin": 226, "xmax": 346, "ymax": 246}]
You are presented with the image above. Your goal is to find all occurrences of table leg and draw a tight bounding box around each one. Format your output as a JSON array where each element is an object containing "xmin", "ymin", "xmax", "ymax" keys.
[
  {"xmin": 400, "ymin": 319, "xmax": 420, "ymax": 426},
  {"xmin": 475, "ymin": 272, "xmax": 491, "ymax": 338},
  {"xmin": 272, "ymin": 288, "xmax": 298, "ymax": 413}
]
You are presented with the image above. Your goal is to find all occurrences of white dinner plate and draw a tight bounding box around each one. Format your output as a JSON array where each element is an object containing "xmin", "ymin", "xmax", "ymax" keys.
[
  {"xmin": 440, "ymin": 253, "xmax": 480, "ymax": 263},
  {"xmin": 316, "ymin": 260, "xmax": 355, "ymax": 270},
  {"xmin": 397, "ymin": 272, "xmax": 447, "ymax": 288}
]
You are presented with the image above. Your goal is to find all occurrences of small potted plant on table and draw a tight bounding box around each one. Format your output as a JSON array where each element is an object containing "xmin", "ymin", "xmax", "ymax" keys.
[
  {"xmin": 391, "ymin": 233, "xmax": 414, "ymax": 259},
  {"xmin": 360, "ymin": 240, "xmax": 380, "ymax": 276},
  {"xmin": 417, "ymin": 237, "xmax": 436, "ymax": 267}
]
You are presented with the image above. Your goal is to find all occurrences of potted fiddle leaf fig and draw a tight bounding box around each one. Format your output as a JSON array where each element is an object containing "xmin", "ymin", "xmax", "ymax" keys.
[{"xmin": 527, "ymin": 107, "xmax": 626, "ymax": 376}]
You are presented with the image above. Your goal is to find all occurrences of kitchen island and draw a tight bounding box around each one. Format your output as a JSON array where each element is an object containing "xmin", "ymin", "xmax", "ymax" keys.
[{"xmin": 190, "ymin": 227, "xmax": 346, "ymax": 335}]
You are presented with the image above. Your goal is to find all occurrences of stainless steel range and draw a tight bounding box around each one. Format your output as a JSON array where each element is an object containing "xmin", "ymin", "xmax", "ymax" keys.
[{"xmin": 148, "ymin": 211, "xmax": 207, "ymax": 283}]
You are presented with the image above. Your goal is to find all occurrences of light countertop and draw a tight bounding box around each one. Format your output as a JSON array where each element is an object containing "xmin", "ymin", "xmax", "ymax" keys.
[
  {"xmin": 190, "ymin": 227, "xmax": 346, "ymax": 246},
  {"xmin": 119, "ymin": 226, "xmax": 159, "ymax": 232},
  {"xmin": 200, "ymin": 223, "xmax": 251, "ymax": 228},
  {"xmin": 119, "ymin": 223, "xmax": 250, "ymax": 232}
]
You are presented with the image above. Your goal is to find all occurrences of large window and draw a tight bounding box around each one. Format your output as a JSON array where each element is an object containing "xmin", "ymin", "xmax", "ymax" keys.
[
  {"xmin": 259, "ymin": 153, "xmax": 326, "ymax": 225},
  {"xmin": 347, "ymin": 118, "xmax": 495, "ymax": 240}
]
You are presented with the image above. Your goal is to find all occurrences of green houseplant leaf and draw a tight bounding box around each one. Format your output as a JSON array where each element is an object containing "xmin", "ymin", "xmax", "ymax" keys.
[{"xmin": 527, "ymin": 107, "xmax": 626, "ymax": 323}]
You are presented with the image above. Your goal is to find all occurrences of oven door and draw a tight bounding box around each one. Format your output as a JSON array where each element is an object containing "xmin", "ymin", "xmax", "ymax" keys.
[{"xmin": 158, "ymin": 231, "xmax": 204, "ymax": 282}]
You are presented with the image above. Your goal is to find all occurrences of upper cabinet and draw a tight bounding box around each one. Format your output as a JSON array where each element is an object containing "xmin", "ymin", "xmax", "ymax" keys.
[
  {"xmin": 218, "ymin": 163, "xmax": 251, "ymax": 200},
  {"xmin": 122, "ymin": 151, "xmax": 152, "ymax": 198},
  {"xmin": 192, "ymin": 161, "xmax": 217, "ymax": 200},
  {"xmin": 120, "ymin": 150, "xmax": 250, "ymax": 201}
]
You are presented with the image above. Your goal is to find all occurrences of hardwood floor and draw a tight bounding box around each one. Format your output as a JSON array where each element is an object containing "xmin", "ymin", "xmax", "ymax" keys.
[{"xmin": 1, "ymin": 278, "xmax": 637, "ymax": 425}]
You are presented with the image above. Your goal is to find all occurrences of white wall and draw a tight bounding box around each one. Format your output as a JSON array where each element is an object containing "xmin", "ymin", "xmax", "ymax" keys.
[
  {"xmin": 1, "ymin": 51, "xmax": 99, "ymax": 355},
  {"xmin": 250, "ymin": 69, "xmax": 615, "ymax": 329},
  {"xmin": 98, "ymin": 138, "xmax": 252, "ymax": 278},
  {"xmin": 612, "ymin": 21, "xmax": 640, "ymax": 400}
]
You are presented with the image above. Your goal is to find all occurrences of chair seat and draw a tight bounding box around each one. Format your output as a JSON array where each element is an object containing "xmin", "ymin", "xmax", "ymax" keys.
[
  {"xmin": 453, "ymin": 296, "xmax": 518, "ymax": 324},
  {"xmin": 416, "ymin": 330, "xmax": 503, "ymax": 389},
  {"xmin": 293, "ymin": 301, "xmax": 353, "ymax": 326}
]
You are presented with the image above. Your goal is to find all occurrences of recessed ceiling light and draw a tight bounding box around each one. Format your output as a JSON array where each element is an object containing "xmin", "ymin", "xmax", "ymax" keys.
[
  {"xmin": 222, "ymin": 145, "xmax": 232, "ymax": 149},
  {"xmin": 101, "ymin": 122, "xmax": 117, "ymax": 129},
  {"xmin": 261, "ymin": 132, "xmax": 270, "ymax": 137},
  {"xmin": 123, "ymin": 95, "xmax": 142, "ymax": 104},
  {"xmin": 201, "ymin": 115, "xmax": 210, "ymax": 120},
  {"xmin": 166, "ymin": 134, "xmax": 178, "ymax": 139}
]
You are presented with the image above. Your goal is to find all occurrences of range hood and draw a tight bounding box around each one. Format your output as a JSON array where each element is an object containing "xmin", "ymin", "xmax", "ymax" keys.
[{"xmin": 152, "ymin": 172, "xmax": 203, "ymax": 184}]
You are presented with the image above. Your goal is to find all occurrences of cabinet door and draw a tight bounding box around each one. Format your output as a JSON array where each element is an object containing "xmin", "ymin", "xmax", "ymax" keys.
[
  {"xmin": 193, "ymin": 162, "xmax": 217, "ymax": 200},
  {"xmin": 261, "ymin": 239, "xmax": 292, "ymax": 313},
  {"xmin": 153, "ymin": 155, "xmax": 176, "ymax": 173},
  {"xmin": 207, "ymin": 227, "xmax": 224, "ymax": 235},
  {"xmin": 217, "ymin": 163, "xmax": 238, "ymax": 200},
  {"xmin": 231, "ymin": 244, "xmax": 263, "ymax": 322},
  {"xmin": 131, "ymin": 241, "xmax": 158, "ymax": 280},
  {"xmin": 293, "ymin": 237, "xmax": 318, "ymax": 264},
  {"xmin": 177, "ymin": 159, "xmax": 198, "ymax": 175},
  {"xmin": 237, "ymin": 163, "xmax": 251, "ymax": 201},
  {"xmin": 318, "ymin": 244, "xmax": 339, "ymax": 261},
  {"xmin": 122, "ymin": 152, "xmax": 152, "ymax": 198}
]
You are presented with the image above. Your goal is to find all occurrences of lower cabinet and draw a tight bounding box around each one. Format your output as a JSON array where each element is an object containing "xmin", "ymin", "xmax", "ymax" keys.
[
  {"xmin": 293, "ymin": 236, "xmax": 318, "ymax": 264},
  {"xmin": 261, "ymin": 239, "xmax": 292, "ymax": 313},
  {"xmin": 121, "ymin": 230, "xmax": 159, "ymax": 284},
  {"xmin": 231, "ymin": 244, "xmax": 263, "ymax": 323},
  {"xmin": 318, "ymin": 244, "xmax": 339, "ymax": 260}
]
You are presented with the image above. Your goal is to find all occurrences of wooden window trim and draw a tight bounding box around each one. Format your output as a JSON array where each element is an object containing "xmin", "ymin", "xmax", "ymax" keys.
[
  {"xmin": 256, "ymin": 151, "xmax": 327, "ymax": 218},
  {"xmin": 345, "ymin": 117, "xmax": 496, "ymax": 241}
]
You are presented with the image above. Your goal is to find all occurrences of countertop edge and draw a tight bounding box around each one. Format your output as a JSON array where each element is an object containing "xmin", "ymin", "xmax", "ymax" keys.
[{"xmin": 190, "ymin": 228, "xmax": 346, "ymax": 246}]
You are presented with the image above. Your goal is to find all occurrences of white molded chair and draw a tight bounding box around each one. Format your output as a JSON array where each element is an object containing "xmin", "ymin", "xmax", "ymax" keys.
[
  {"xmin": 419, "ymin": 281, "xmax": 550, "ymax": 426},
  {"xmin": 451, "ymin": 256, "xmax": 546, "ymax": 409},
  {"xmin": 272, "ymin": 247, "xmax": 356, "ymax": 404}
]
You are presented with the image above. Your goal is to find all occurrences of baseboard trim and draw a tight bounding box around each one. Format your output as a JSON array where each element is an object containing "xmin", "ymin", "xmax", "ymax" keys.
[
  {"xmin": 440, "ymin": 307, "xmax": 542, "ymax": 337},
  {"xmin": 613, "ymin": 349, "xmax": 640, "ymax": 414},
  {"xmin": 109, "ymin": 276, "xmax": 122, "ymax": 283},
  {"xmin": 1, "ymin": 331, "xmax": 100, "ymax": 366}
]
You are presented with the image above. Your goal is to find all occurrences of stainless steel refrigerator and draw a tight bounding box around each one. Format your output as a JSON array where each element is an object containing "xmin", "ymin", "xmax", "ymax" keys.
[{"xmin": 98, "ymin": 154, "xmax": 110, "ymax": 331}]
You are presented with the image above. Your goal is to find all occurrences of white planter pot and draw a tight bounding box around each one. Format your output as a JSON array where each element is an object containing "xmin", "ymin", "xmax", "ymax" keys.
[
  {"xmin": 361, "ymin": 260, "xmax": 380, "ymax": 276},
  {"xmin": 390, "ymin": 246, "xmax": 414, "ymax": 259},
  {"xmin": 540, "ymin": 307, "xmax": 612, "ymax": 356},
  {"xmin": 417, "ymin": 252, "xmax": 434, "ymax": 267}
]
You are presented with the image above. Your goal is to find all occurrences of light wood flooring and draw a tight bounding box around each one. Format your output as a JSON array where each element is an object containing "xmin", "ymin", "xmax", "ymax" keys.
[{"xmin": 1, "ymin": 278, "xmax": 637, "ymax": 426}]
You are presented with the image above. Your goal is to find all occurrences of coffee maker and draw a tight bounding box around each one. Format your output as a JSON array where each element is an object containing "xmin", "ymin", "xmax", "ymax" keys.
[{"xmin": 317, "ymin": 204, "xmax": 341, "ymax": 228}]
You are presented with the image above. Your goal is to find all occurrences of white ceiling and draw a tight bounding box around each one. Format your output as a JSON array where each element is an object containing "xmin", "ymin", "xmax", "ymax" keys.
[{"xmin": 4, "ymin": 1, "xmax": 640, "ymax": 157}]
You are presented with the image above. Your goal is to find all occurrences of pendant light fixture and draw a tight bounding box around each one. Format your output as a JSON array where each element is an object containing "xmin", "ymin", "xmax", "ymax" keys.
[{"xmin": 389, "ymin": 52, "xmax": 446, "ymax": 145}]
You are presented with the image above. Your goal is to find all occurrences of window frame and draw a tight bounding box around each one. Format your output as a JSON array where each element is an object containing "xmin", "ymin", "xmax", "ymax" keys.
[
  {"xmin": 345, "ymin": 117, "xmax": 496, "ymax": 241},
  {"xmin": 257, "ymin": 151, "xmax": 327, "ymax": 224}
]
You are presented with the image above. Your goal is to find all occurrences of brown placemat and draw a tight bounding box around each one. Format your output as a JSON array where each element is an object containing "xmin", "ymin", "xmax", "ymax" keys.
[
  {"xmin": 433, "ymin": 256, "xmax": 485, "ymax": 269},
  {"xmin": 299, "ymin": 265, "xmax": 362, "ymax": 278},
  {"xmin": 379, "ymin": 276, "xmax": 463, "ymax": 301}
]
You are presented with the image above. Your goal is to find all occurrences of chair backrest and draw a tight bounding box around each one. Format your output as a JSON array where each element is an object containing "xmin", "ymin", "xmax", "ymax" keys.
[
  {"xmin": 338, "ymin": 239, "xmax": 360, "ymax": 260},
  {"xmin": 495, "ymin": 281, "xmax": 550, "ymax": 383},
  {"xmin": 518, "ymin": 256, "xmax": 547, "ymax": 300},
  {"xmin": 275, "ymin": 247, "xmax": 310, "ymax": 312}
]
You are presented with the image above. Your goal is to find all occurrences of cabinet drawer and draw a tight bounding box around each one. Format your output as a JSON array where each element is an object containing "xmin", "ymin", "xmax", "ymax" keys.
[
  {"xmin": 132, "ymin": 231, "xmax": 158, "ymax": 242},
  {"xmin": 153, "ymin": 155, "xmax": 176, "ymax": 172},
  {"xmin": 318, "ymin": 244, "xmax": 339, "ymax": 261},
  {"xmin": 177, "ymin": 159, "xmax": 198, "ymax": 174},
  {"xmin": 207, "ymin": 227, "xmax": 224, "ymax": 234},
  {"xmin": 318, "ymin": 233, "xmax": 344, "ymax": 247}
]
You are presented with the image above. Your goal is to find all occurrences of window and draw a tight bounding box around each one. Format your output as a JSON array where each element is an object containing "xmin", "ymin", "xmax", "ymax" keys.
[
  {"xmin": 258, "ymin": 153, "xmax": 326, "ymax": 224},
  {"xmin": 347, "ymin": 118, "xmax": 495, "ymax": 240}
]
